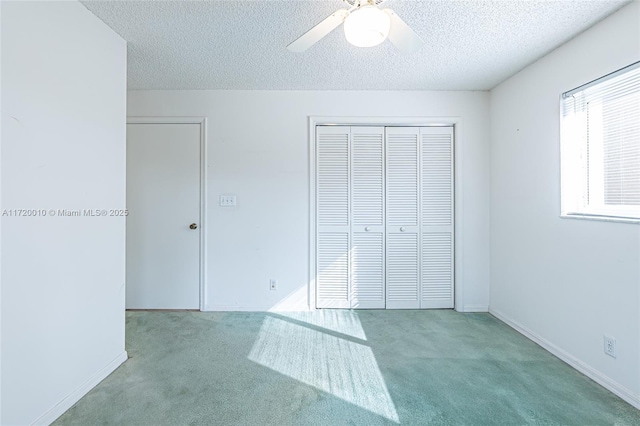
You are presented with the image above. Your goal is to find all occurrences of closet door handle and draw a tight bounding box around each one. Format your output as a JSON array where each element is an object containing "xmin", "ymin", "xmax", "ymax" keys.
[
  {"xmin": 400, "ymin": 227, "xmax": 406, "ymax": 232},
  {"xmin": 364, "ymin": 227, "xmax": 370, "ymax": 232}
]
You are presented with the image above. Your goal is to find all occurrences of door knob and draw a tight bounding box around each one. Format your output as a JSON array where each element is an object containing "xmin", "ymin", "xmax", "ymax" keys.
[
  {"xmin": 400, "ymin": 227, "xmax": 406, "ymax": 232},
  {"xmin": 189, "ymin": 223, "xmax": 198, "ymax": 230},
  {"xmin": 365, "ymin": 227, "xmax": 370, "ymax": 232}
]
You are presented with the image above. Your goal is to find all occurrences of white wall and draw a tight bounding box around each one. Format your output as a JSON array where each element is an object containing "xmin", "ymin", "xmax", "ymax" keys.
[
  {"xmin": 1, "ymin": 2, "xmax": 127, "ymax": 424},
  {"xmin": 489, "ymin": 1, "xmax": 640, "ymax": 407},
  {"xmin": 127, "ymin": 90, "xmax": 491, "ymax": 312}
]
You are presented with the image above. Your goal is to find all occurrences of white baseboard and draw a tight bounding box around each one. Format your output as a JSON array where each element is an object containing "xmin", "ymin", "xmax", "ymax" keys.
[
  {"xmin": 32, "ymin": 351, "xmax": 128, "ymax": 425},
  {"xmin": 207, "ymin": 304, "xmax": 486, "ymax": 313},
  {"xmin": 461, "ymin": 304, "xmax": 489, "ymax": 312},
  {"xmin": 204, "ymin": 305, "xmax": 270, "ymax": 312},
  {"xmin": 489, "ymin": 308, "xmax": 640, "ymax": 409},
  {"xmin": 204, "ymin": 305, "xmax": 312, "ymax": 312}
]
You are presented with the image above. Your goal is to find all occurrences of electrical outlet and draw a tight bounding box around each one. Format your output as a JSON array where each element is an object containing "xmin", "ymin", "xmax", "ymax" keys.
[
  {"xmin": 269, "ymin": 279, "xmax": 277, "ymax": 291},
  {"xmin": 604, "ymin": 335, "xmax": 617, "ymax": 358}
]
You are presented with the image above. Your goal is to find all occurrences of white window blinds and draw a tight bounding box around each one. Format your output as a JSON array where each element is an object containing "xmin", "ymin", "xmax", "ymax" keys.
[{"xmin": 561, "ymin": 61, "xmax": 640, "ymax": 221}]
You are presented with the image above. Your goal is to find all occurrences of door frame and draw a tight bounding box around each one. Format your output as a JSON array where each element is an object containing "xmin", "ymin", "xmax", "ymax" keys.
[
  {"xmin": 309, "ymin": 116, "xmax": 463, "ymax": 312},
  {"xmin": 126, "ymin": 116, "xmax": 208, "ymax": 311}
]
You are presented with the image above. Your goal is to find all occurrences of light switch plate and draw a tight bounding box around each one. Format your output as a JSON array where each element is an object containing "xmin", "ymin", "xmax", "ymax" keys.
[{"xmin": 220, "ymin": 194, "xmax": 236, "ymax": 207}]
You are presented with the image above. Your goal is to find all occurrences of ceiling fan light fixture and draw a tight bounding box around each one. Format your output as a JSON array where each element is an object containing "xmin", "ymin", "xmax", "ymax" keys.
[{"xmin": 343, "ymin": 6, "xmax": 391, "ymax": 48}]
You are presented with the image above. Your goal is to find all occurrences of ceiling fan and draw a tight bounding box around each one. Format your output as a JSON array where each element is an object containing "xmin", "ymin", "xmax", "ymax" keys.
[{"xmin": 287, "ymin": 0, "xmax": 423, "ymax": 53}]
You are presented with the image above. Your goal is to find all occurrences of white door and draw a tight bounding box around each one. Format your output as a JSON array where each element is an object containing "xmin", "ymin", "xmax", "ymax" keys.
[
  {"xmin": 421, "ymin": 127, "xmax": 454, "ymax": 308},
  {"xmin": 316, "ymin": 126, "xmax": 351, "ymax": 308},
  {"xmin": 126, "ymin": 123, "xmax": 201, "ymax": 309},
  {"xmin": 316, "ymin": 126, "xmax": 386, "ymax": 309},
  {"xmin": 314, "ymin": 125, "xmax": 454, "ymax": 310},
  {"xmin": 350, "ymin": 127, "xmax": 385, "ymax": 308},
  {"xmin": 385, "ymin": 127, "xmax": 421, "ymax": 309}
]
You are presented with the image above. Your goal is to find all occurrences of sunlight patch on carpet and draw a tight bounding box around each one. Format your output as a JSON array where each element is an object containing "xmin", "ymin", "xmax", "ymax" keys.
[{"xmin": 248, "ymin": 315, "xmax": 398, "ymax": 423}]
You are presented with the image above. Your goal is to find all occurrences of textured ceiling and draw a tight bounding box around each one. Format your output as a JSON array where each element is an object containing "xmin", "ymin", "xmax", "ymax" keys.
[{"xmin": 81, "ymin": 0, "xmax": 631, "ymax": 90}]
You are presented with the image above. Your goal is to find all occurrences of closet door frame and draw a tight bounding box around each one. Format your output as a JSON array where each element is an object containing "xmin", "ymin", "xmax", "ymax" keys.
[{"xmin": 309, "ymin": 116, "xmax": 463, "ymax": 311}]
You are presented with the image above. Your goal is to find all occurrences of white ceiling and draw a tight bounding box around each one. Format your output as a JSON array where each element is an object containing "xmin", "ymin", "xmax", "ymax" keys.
[{"xmin": 81, "ymin": 0, "xmax": 630, "ymax": 90}]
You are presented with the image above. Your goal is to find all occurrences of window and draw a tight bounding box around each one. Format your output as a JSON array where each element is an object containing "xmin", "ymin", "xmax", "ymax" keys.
[{"xmin": 561, "ymin": 62, "xmax": 640, "ymax": 222}]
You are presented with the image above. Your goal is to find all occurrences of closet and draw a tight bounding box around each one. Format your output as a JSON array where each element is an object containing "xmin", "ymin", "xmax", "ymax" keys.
[{"xmin": 315, "ymin": 125, "xmax": 454, "ymax": 309}]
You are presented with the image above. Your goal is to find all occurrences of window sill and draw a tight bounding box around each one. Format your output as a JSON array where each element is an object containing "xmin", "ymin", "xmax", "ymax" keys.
[{"xmin": 560, "ymin": 213, "xmax": 640, "ymax": 224}]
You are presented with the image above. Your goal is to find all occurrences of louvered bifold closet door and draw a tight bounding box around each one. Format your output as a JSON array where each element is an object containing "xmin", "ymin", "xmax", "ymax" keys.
[
  {"xmin": 316, "ymin": 126, "xmax": 351, "ymax": 308},
  {"xmin": 385, "ymin": 127, "xmax": 420, "ymax": 309},
  {"xmin": 350, "ymin": 127, "xmax": 385, "ymax": 309},
  {"xmin": 421, "ymin": 127, "xmax": 454, "ymax": 308}
]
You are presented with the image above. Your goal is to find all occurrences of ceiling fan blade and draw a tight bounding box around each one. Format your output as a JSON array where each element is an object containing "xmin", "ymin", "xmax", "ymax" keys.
[
  {"xmin": 287, "ymin": 9, "xmax": 350, "ymax": 52},
  {"xmin": 383, "ymin": 9, "xmax": 424, "ymax": 54}
]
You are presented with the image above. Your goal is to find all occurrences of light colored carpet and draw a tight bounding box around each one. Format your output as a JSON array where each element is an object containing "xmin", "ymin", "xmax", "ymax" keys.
[{"xmin": 54, "ymin": 310, "xmax": 640, "ymax": 425}]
